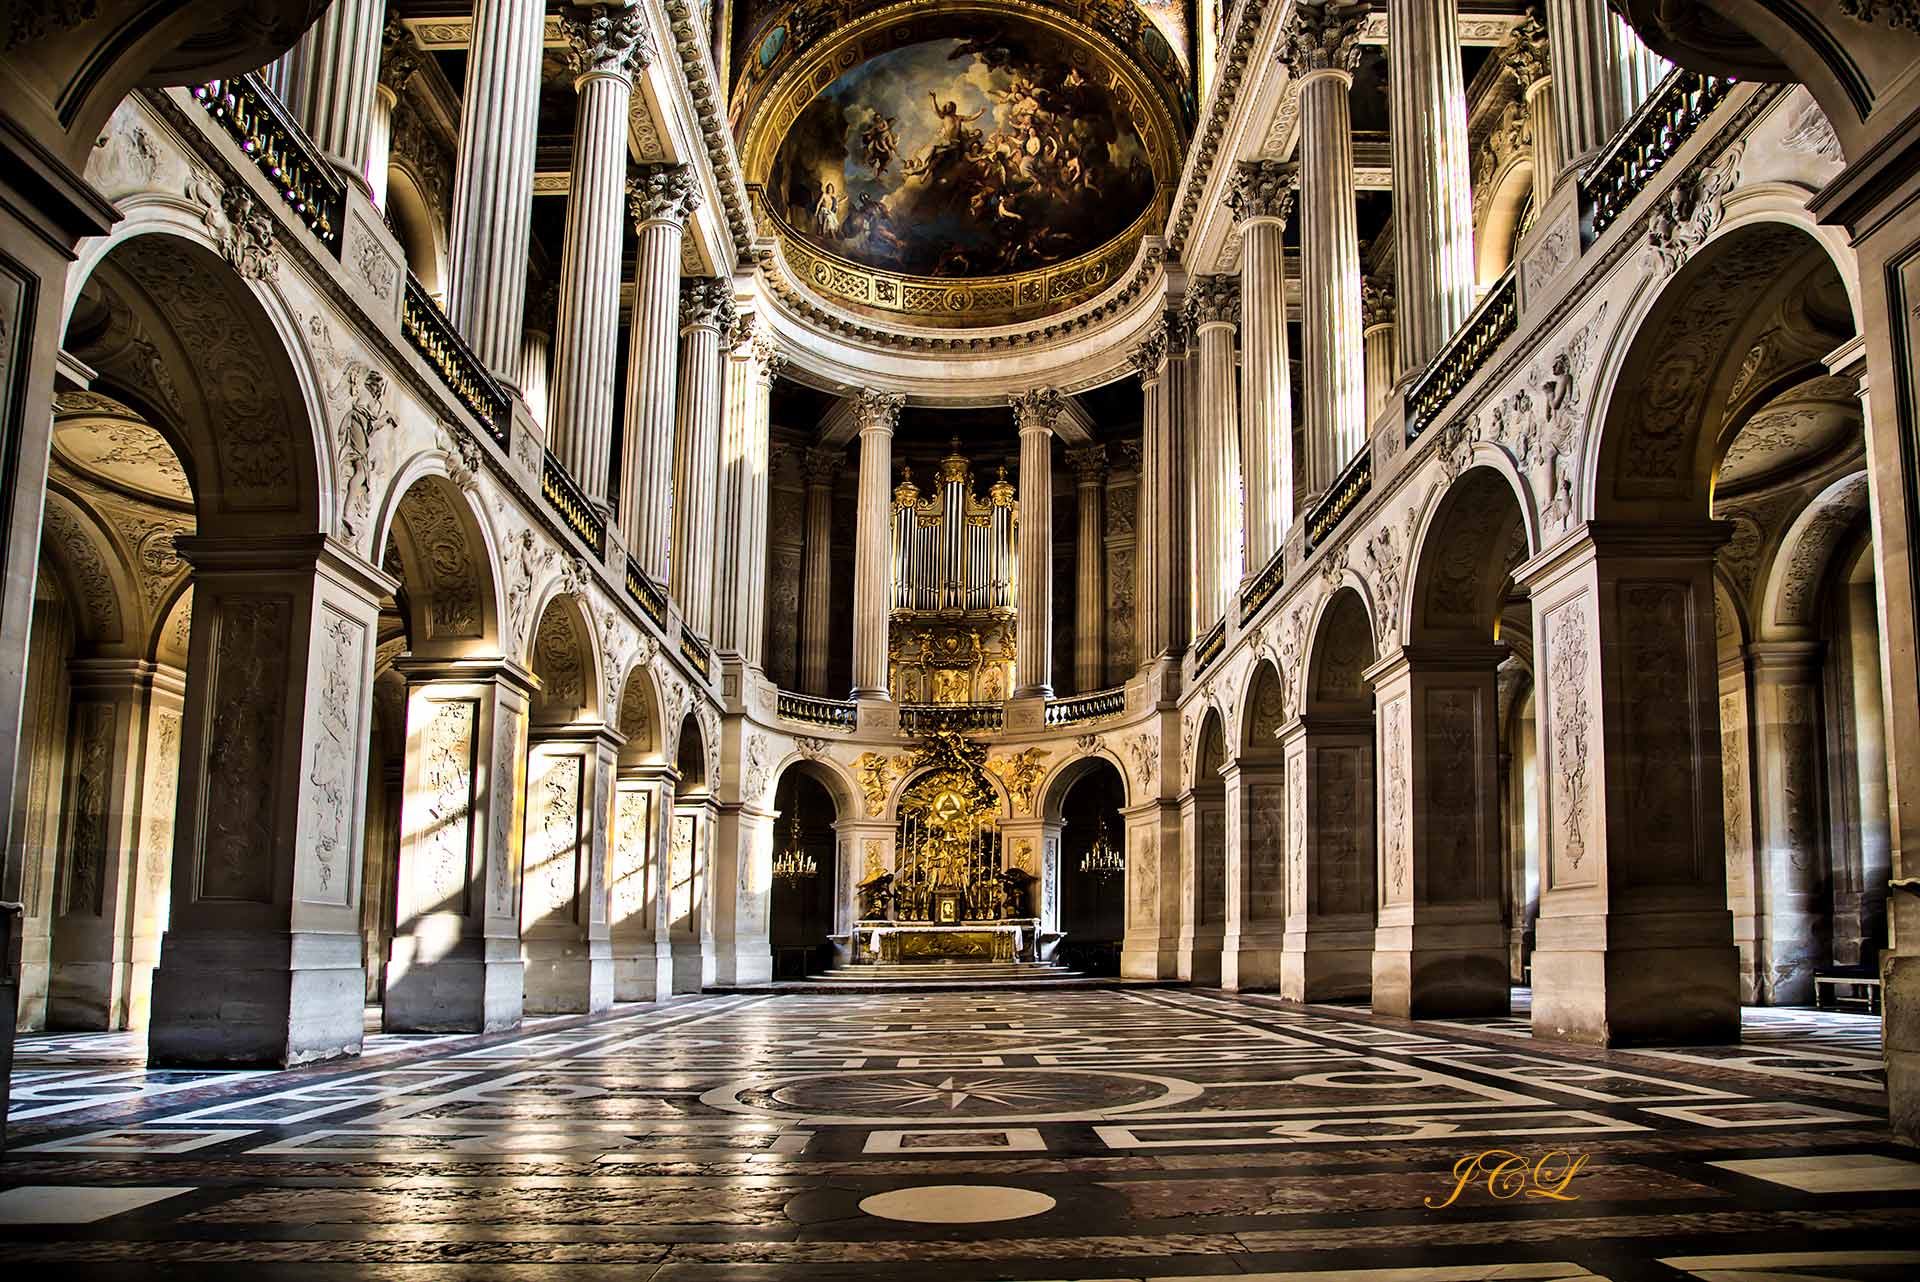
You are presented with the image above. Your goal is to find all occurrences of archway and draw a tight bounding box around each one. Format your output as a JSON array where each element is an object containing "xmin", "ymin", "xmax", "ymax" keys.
[
  {"xmin": 1043, "ymin": 754, "xmax": 1128, "ymax": 976},
  {"xmin": 769, "ymin": 764, "xmax": 842, "ymax": 978},
  {"xmin": 1287, "ymin": 586, "xmax": 1376, "ymax": 1003},
  {"xmin": 1381, "ymin": 467, "xmax": 1532, "ymax": 1017},
  {"xmin": 1179, "ymin": 707, "xmax": 1228, "ymax": 985},
  {"xmin": 1224, "ymin": 659, "xmax": 1288, "ymax": 990},
  {"xmin": 60, "ymin": 231, "xmax": 379, "ymax": 1068}
]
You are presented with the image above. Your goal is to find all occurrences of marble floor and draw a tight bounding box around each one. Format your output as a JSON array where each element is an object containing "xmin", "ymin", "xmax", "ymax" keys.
[{"xmin": 1, "ymin": 988, "xmax": 1910, "ymax": 1280}]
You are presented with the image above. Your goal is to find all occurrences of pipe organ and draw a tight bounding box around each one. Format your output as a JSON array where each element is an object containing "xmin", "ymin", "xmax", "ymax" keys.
[{"xmin": 887, "ymin": 442, "xmax": 1018, "ymax": 704}]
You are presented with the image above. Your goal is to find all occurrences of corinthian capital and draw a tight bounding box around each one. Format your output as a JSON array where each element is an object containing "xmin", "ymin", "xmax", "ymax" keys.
[
  {"xmin": 379, "ymin": 13, "xmax": 423, "ymax": 96},
  {"xmin": 1127, "ymin": 329, "xmax": 1167, "ymax": 378},
  {"xmin": 855, "ymin": 388, "xmax": 906, "ymax": 433},
  {"xmin": 1502, "ymin": 9, "xmax": 1551, "ymax": 90},
  {"xmin": 627, "ymin": 164, "xmax": 701, "ymax": 227},
  {"xmin": 1185, "ymin": 275, "xmax": 1241, "ymax": 329},
  {"xmin": 561, "ymin": 3, "xmax": 652, "ymax": 80},
  {"xmin": 1228, "ymin": 159, "xmax": 1298, "ymax": 225},
  {"xmin": 679, "ymin": 278, "xmax": 736, "ymax": 332},
  {"xmin": 1278, "ymin": 0, "xmax": 1369, "ymax": 79},
  {"xmin": 1011, "ymin": 387, "xmax": 1064, "ymax": 435},
  {"xmin": 1361, "ymin": 276, "xmax": 1396, "ymax": 328}
]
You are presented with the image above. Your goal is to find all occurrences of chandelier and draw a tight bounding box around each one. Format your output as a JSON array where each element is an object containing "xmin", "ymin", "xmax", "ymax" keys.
[
  {"xmin": 1079, "ymin": 816, "xmax": 1124, "ymax": 879},
  {"xmin": 774, "ymin": 800, "xmax": 817, "ymax": 884}
]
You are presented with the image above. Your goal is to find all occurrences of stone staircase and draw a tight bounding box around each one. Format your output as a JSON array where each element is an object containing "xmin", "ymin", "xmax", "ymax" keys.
[{"xmin": 809, "ymin": 960, "xmax": 1084, "ymax": 984}]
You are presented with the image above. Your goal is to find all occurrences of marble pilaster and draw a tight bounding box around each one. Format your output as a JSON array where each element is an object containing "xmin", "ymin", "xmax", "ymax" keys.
[
  {"xmin": 1186, "ymin": 278, "xmax": 1242, "ymax": 630},
  {"xmin": 1229, "ymin": 161, "xmax": 1296, "ymax": 566},
  {"xmin": 714, "ymin": 319, "xmax": 781, "ymax": 663},
  {"xmin": 549, "ymin": 3, "xmax": 650, "ymax": 505},
  {"xmin": 1279, "ymin": 715, "xmax": 1377, "ymax": 1001},
  {"xmin": 1120, "ymin": 799, "xmax": 1183, "ymax": 979},
  {"xmin": 445, "ymin": 0, "xmax": 547, "ymax": 383},
  {"xmin": 1220, "ymin": 760, "xmax": 1288, "ymax": 990},
  {"xmin": 1283, "ymin": 2, "xmax": 1368, "ymax": 497},
  {"xmin": 1745, "ymin": 641, "xmax": 1827, "ymax": 1006},
  {"xmin": 519, "ymin": 282, "xmax": 556, "ymax": 434},
  {"xmin": 1387, "ymin": 0, "xmax": 1476, "ymax": 372},
  {"xmin": 667, "ymin": 792, "xmax": 716, "ymax": 992},
  {"xmin": 1361, "ymin": 279, "xmax": 1398, "ymax": 429},
  {"xmin": 381, "ymin": 657, "xmax": 535, "ymax": 1033},
  {"xmin": 852, "ymin": 390, "xmax": 906, "ymax": 699},
  {"xmin": 521, "ymin": 726, "xmax": 618, "ymax": 1014},
  {"xmin": 799, "ymin": 446, "xmax": 838, "ymax": 696},
  {"xmin": 1129, "ymin": 333, "xmax": 1170, "ymax": 668},
  {"xmin": 610, "ymin": 764, "xmax": 674, "ymax": 1002},
  {"xmin": 669, "ymin": 280, "xmax": 735, "ymax": 638},
  {"xmin": 1069, "ymin": 445, "xmax": 1107, "ymax": 695},
  {"xmin": 618, "ymin": 166, "xmax": 701, "ymax": 580},
  {"xmin": 1011, "ymin": 389, "xmax": 1063, "ymax": 699}
]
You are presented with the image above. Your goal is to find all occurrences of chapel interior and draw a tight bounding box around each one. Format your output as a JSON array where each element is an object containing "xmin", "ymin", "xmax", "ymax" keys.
[{"xmin": 1, "ymin": 0, "xmax": 1919, "ymax": 1276}]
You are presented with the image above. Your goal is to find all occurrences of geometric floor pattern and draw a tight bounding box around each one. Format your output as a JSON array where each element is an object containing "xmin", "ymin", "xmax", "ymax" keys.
[{"xmin": 1, "ymin": 989, "xmax": 1909, "ymax": 1279}]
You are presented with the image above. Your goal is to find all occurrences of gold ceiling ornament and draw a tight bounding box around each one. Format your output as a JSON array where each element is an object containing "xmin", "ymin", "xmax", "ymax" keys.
[
  {"xmin": 733, "ymin": 0, "xmax": 1185, "ymax": 328},
  {"xmin": 987, "ymin": 746, "xmax": 1051, "ymax": 815}
]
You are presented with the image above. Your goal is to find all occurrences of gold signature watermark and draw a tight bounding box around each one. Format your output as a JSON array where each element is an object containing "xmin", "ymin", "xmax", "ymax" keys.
[{"xmin": 1424, "ymin": 1149, "xmax": 1591, "ymax": 1208}]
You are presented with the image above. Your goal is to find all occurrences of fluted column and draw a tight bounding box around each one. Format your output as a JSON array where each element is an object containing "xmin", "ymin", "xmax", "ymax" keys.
[
  {"xmin": 446, "ymin": 0, "xmax": 547, "ymax": 382},
  {"xmin": 799, "ymin": 447, "xmax": 837, "ymax": 696},
  {"xmin": 714, "ymin": 317, "xmax": 783, "ymax": 664},
  {"xmin": 1186, "ymin": 278, "xmax": 1242, "ymax": 632},
  {"xmin": 519, "ymin": 282, "xmax": 556, "ymax": 432},
  {"xmin": 549, "ymin": 3, "xmax": 650, "ymax": 505},
  {"xmin": 1546, "ymin": 0, "xmax": 1660, "ymax": 180},
  {"xmin": 1130, "ymin": 334, "xmax": 1166, "ymax": 667},
  {"xmin": 670, "ymin": 280, "xmax": 734, "ymax": 638},
  {"xmin": 1388, "ymin": 0, "xmax": 1476, "ymax": 373},
  {"xmin": 1069, "ymin": 446, "xmax": 1106, "ymax": 694},
  {"xmin": 276, "ymin": 0, "xmax": 388, "ymax": 192},
  {"xmin": 1361, "ymin": 278, "xmax": 1399, "ymax": 429},
  {"xmin": 618, "ymin": 166, "xmax": 700, "ymax": 581},
  {"xmin": 1012, "ymin": 389, "xmax": 1062, "ymax": 698},
  {"xmin": 852, "ymin": 390, "xmax": 906, "ymax": 699},
  {"xmin": 1230, "ymin": 161, "xmax": 1296, "ymax": 567},
  {"xmin": 1503, "ymin": 11, "xmax": 1557, "ymax": 196},
  {"xmin": 1285, "ymin": 2, "xmax": 1369, "ymax": 495},
  {"xmin": 367, "ymin": 16, "xmax": 422, "ymax": 210}
]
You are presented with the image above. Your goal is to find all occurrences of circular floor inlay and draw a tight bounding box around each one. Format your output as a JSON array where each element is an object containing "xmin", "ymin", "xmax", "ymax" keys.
[{"xmin": 857, "ymin": 1184, "xmax": 1057, "ymax": 1224}]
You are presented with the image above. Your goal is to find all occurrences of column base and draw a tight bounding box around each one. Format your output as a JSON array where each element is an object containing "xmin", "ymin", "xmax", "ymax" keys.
[
  {"xmin": 1886, "ymin": 951, "xmax": 1920, "ymax": 1145},
  {"xmin": 383, "ymin": 932, "xmax": 524, "ymax": 1033},
  {"xmin": 521, "ymin": 938, "xmax": 614, "ymax": 1015},
  {"xmin": 1175, "ymin": 929, "xmax": 1224, "ymax": 985},
  {"xmin": 1121, "ymin": 942, "xmax": 1180, "ymax": 980},
  {"xmin": 47, "ymin": 958, "xmax": 148, "ymax": 1032},
  {"xmin": 1531, "ymin": 912, "xmax": 1739, "ymax": 1046},
  {"xmin": 1280, "ymin": 919, "xmax": 1374, "ymax": 1002},
  {"xmin": 1220, "ymin": 931, "xmax": 1287, "ymax": 991},
  {"xmin": 149, "ymin": 930, "xmax": 365, "ymax": 1067},
  {"xmin": 613, "ymin": 941, "xmax": 673, "ymax": 1003},
  {"xmin": 716, "ymin": 942, "xmax": 773, "ymax": 987},
  {"xmin": 670, "ymin": 941, "xmax": 708, "ymax": 995},
  {"xmin": 1371, "ymin": 913, "xmax": 1510, "ymax": 1018}
]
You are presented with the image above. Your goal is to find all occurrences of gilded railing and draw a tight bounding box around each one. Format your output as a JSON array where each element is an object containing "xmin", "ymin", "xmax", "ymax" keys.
[
  {"xmin": 1405, "ymin": 268, "xmax": 1518, "ymax": 441},
  {"xmin": 679, "ymin": 629, "xmax": 711, "ymax": 678},
  {"xmin": 1239, "ymin": 544, "xmax": 1287, "ymax": 625},
  {"xmin": 192, "ymin": 74, "xmax": 344, "ymax": 252},
  {"xmin": 402, "ymin": 277, "xmax": 511, "ymax": 445},
  {"xmin": 898, "ymin": 702, "xmax": 1004, "ymax": 735},
  {"xmin": 626, "ymin": 563, "xmax": 667, "ymax": 628},
  {"xmin": 1193, "ymin": 619, "xmax": 1227, "ymax": 674},
  {"xmin": 1305, "ymin": 446, "xmax": 1374, "ymax": 553},
  {"xmin": 1582, "ymin": 69, "xmax": 1739, "ymax": 244},
  {"xmin": 776, "ymin": 690, "xmax": 857, "ymax": 730},
  {"xmin": 540, "ymin": 452, "xmax": 605, "ymax": 557},
  {"xmin": 1044, "ymin": 687, "xmax": 1126, "ymax": 726}
]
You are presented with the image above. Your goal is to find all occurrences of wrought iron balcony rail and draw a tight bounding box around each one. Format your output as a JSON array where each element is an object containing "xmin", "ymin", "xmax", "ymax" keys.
[
  {"xmin": 776, "ymin": 690, "xmax": 857, "ymax": 730},
  {"xmin": 1239, "ymin": 544, "xmax": 1287, "ymax": 624},
  {"xmin": 402, "ymin": 277, "xmax": 511, "ymax": 445},
  {"xmin": 1305, "ymin": 445, "xmax": 1374, "ymax": 552},
  {"xmin": 899, "ymin": 702, "xmax": 1005, "ymax": 735},
  {"xmin": 679, "ymin": 629, "xmax": 711, "ymax": 678},
  {"xmin": 540, "ymin": 451, "xmax": 605, "ymax": 557},
  {"xmin": 193, "ymin": 75, "xmax": 344, "ymax": 252},
  {"xmin": 1193, "ymin": 619, "xmax": 1227, "ymax": 675},
  {"xmin": 1582, "ymin": 68, "xmax": 1738, "ymax": 244},
  {"xmin": 1405, "ymin": 268, "xmax": 1518, "ymax": 441},
  {"xmin": 1045, "ymin": 687, "xmax": 1126, "ymax": 726}
]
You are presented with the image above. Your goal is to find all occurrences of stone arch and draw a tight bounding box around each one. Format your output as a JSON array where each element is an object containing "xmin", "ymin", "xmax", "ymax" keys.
[
  {"xmin": 1307, "ymin": 588, "xmax": 1378, "ymax": 716},
  {"xmin": 673, "ymin": 713, "xmax": 708, "ymax": 795},
  {"xmin": 1039, "ymin": 750, "xmax": 1133, "ymax": 825},
  {"xmin": 1758, "ymin": 470, "xmax": 1871, "ymax": 639},
  {"xmin": 1409, "ymin": 465, "xmax": 1532, "ymax": 647},
  {"xmin": 149, "ymin": 580, "xmax": 194, "ymax": 670},
  {"xmin": 383, "ymin": 165, "xmax": 450, "ymax": 300},
  {"xmin": 1239, "ymin": 657, "xmax": 1288, "ymax": 763},
  {"xmin": 64, "ymin": 229, "xmax": 326, "ymax": 540},
  {"xmin": 774, "ymin": 756, "xmax": 860, "ymax": 823},
  {"xmin": 37, "ymin": 492, "xmax": 137, "ymax": 652},
  {"xmin": 528, "ymin": 594, "xmax": 604, "ymax": 727},
  {"xmin": 1476, "ymin": 153, "xmax": 1536, "ymax": 286},
  {"xmin": 614, "ymin": 663, "xmax": 667, "ymax": 768},
  {"xmin": 1585, "ymin": 218, "xmax": 1856, "ymax": 526},
  {"xmin": 375, "ymin": 470, "xmax": 503, "ymax": 657}
]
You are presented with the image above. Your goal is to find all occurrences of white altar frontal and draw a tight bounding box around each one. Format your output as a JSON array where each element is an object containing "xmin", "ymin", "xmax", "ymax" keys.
[{"xmin": 854, "ymin": 920, "xmax": 1040, "ymax": 964}]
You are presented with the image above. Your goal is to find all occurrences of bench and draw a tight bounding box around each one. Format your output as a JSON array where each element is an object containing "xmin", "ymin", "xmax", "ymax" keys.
[{"xmin": 1813, "ymin": 971, "xmax": 1883, "ymax": 1014}]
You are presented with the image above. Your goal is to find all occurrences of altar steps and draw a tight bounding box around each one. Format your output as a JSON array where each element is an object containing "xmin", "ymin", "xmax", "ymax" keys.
[{"xmin": 709, "ymin": 959, "xmax": 1172, "ymax": 993}]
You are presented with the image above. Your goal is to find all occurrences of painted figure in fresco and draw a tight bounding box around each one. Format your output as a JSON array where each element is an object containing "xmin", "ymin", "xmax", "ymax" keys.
[
  {"xmin": 813, "ymin": 182, "xmax": 841, "ymax": 237},
  {"xmin": 861, "ymin": 113, "xmax": 900, "ymax": 175}
]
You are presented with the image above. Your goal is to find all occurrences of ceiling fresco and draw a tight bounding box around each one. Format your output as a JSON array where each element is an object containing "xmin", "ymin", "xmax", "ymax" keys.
[
  {"xmin": 769, "ymin": 31, "xmax": 1158, "ymax": 279},
  {"xmin": 734, "ymin": 0, "xmax": 1187, "ymax": 327}
]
